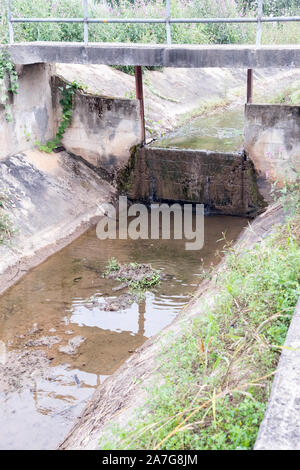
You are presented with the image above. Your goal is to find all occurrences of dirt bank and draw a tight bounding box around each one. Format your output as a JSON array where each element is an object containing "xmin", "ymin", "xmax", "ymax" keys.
[
  {"xmin": 58, "ymin": 202, "xmax": 285, "ymax": 450},
  {"xmin": 0, "ymin": 149, "xmax": 116, "ymax": 296}
]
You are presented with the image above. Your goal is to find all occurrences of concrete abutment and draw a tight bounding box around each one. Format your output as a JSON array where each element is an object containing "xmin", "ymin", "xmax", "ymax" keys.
[{"xmin": 121, "ymin": 146, "xmax": 266, "ymax": 217}]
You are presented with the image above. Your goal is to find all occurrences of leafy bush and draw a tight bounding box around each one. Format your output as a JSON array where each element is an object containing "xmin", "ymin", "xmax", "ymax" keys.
[
  {"xmin": 238, "ymin": 0, "xmax": 300, "ymax": 16},
  {"xmin": 2, "ymin": 0, "xmax": 295, "ymax": 46}
]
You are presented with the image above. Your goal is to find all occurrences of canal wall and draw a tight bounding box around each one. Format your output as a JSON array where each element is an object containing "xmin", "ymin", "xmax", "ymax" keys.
[
  {"xmin": 0, "ymin": 63, "xmax": 55, "ymax": 159},
  {"xmin": 52, "ymin": 76, "xmax": 142, "ymax": 174},
  {"xmin": 0, "ymin": 66, "xmax": 142, "ymax": 175},
  {"xmin": 122, "ymin": 146, "xmax": 266, "ymax": 217},
  {"xmin": 244, "ymin": 104, "xmax": 300, "ymax": 185},
  {"xmin": 0, "ymin": 149, "xmax": 116, "ymax": 297}
]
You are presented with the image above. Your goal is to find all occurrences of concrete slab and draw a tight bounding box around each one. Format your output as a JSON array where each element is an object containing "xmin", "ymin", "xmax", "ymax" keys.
[
  {"xmin": 0, "ymin": 150, "xmax": 116, "ymax": 296},
  {"xmin": 2, "ymin": 43, "xmax": 300, "ymax": 68},
  {"xmin": 255, "ymin": 297, "xmax": 300, "ymax": 450}
]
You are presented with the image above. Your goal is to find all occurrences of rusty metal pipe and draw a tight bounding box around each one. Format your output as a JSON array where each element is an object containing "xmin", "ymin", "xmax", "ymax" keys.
[
  {"xmin": 247, "ymin": 69, "xmax": 253, "ymax": 104},
  {"xmin": 134, "ymin": 66, "xmax": 145, "ymax": 145}
]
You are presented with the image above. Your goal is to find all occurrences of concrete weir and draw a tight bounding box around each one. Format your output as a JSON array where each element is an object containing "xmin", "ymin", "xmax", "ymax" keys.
[{"xmin": 123, "ymin": 146, "xmax": 266, "ymax": 217}]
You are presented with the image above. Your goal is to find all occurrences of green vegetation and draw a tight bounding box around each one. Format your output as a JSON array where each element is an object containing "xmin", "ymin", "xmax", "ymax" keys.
[
  {"xmin": 241, "ymin": 0, "xmax": 300, "ymax": 16},
  {"xmin": 36, "ymin": 81, "xmax": 79, "ymax": 152},
  {"xmin": 104, "ymin": 257, "xmax": 120, "ymax": 275},
  {"xmin": 99, "ymin": 179, "xmax": 300, "ymax": 450},
  {"xmin": 1, "ymin": 1, "xmax": 299, "ymax": 50},
  {"xmin": 178, "ymin": 97, "xmax": 229, "ymax": 128},
  {"xmin": 0, "ymin": 50, "xmax": 19, "ymax": 121},
  {"xmin": 269, "ymin": 81, "xmax": 300, "ymax": 105},
  {"xmin": 1, "ymin": 1, "xmax": 299, "ymax": 75},
  {"xmin": 122, "ymin": 269, "xmax": 161, "ymax": 290},
  {"xmin": 0, "ymin": 195, "xmax": 14, "ymax": 244},
  {"xmin": 272, "ymin": 175, "xmax": 300, "ymax": 216},
  {"xmin": 104, "ymin": 258, "xmax": 161, "ymax": 290}
]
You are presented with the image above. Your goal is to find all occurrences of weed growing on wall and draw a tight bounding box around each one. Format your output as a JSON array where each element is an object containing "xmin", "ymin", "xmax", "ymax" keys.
[
  {"xmin": 0, "ymin": 195, "xmax": 14, "ymax": 244},
  {"xmin": 36, "ymin": 81, "xmax": 79, "ymax": 153},
  {"xmin": 0, "ymin": 50, "xmax": 19, "ymax": 122}
]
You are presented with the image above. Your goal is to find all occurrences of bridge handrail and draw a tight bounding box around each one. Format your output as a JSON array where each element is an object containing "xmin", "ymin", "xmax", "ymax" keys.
[{"xmin": 6, "ymin": 0, "xmax": 300, "ymax": 47}]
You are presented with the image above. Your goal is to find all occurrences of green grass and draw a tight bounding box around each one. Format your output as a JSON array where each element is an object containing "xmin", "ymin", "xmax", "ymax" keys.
[
  {"xmin": 0, "ymin": 197, "xmax": 13, "ymax": 244},
  {"xmin": 99, "ymin": 181, "xmax": 300, "ymax": 450},
  {"xmin": 177, "ymin": 97, "xmax": 229, "ymax": 128},
  {"xmin": 269, "ymin": 81, "xmax": 300, "ymax": 105}
]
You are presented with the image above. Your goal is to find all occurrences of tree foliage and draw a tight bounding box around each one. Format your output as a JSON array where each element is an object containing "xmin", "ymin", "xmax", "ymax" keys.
[{"xmin": 238, "ymin": 0, "xmax": 300, "ymax": 15}]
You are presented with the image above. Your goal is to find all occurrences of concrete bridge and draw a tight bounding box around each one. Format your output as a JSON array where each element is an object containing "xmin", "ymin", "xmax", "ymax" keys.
[
  {"xmin": 3, "ymin": 41, "xmax": 299, "ymax": 143},
  {"xmin": 3, "ymin": 42, "xmax": 300, "ymax": 68}
]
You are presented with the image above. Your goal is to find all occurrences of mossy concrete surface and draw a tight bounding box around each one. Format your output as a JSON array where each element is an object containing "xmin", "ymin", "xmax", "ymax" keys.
[
  {"xmin": 52, "ymin": 76, "xmax": 142, "ymax": 173},
  {"xmin": 126, "ymin": 146, "xmax": 266, "ymax": 217}
]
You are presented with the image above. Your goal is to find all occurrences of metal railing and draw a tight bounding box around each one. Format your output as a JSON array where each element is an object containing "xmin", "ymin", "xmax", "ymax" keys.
[{"xmin": 6, "ymin": 0, "xmax": 300, "ymax": 47}]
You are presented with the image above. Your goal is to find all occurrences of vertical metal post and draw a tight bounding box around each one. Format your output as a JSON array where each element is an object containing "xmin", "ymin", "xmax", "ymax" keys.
[
  {"xmin": 138, "ymin": 302, "xmax": 145, "ymax": 337},
  {"xmin": 134, "ymin": 66, "xmax": 146, "ymax": 145},
  {"xmin": 247, "ymin": 69, "xmax": 253, "ymax": 104},
  {"xmin": 83, "ymin": 0, "xmax": 89, "ymax": 45},
  {"xmin": 256, "ymin": 0, "xmax": 263, "ymax": 46},
  {"xmin": 166, "ymin": 0, "xmax": 172, "ymax": 46},
  {"xmin": 7, "ymin": 0, "xmax": 14, "ymax": 44}
]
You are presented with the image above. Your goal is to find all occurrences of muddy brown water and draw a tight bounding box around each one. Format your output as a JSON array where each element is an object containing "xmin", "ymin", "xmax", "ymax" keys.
[{"xmin": 0, "ymin": 216, "xmax": 247, "ymax": 449}]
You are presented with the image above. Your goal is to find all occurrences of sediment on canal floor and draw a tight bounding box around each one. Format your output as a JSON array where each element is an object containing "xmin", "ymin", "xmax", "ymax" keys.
[{"xmin": 59, "ymin": 202, "xmax": 285, "ymax": 450}]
